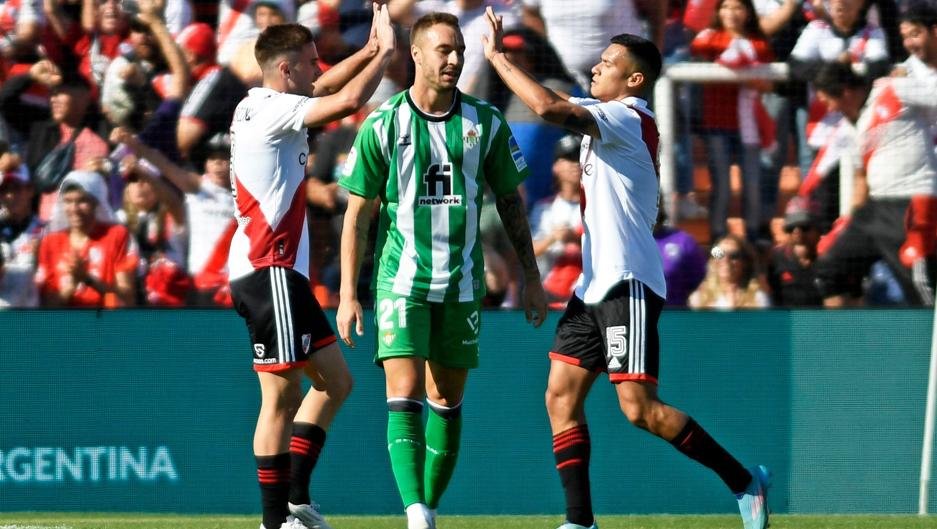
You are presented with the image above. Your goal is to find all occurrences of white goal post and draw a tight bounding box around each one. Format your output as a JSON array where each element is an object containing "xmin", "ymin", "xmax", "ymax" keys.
[{"xmin": 652, "ymin": 61, "xmax": 936, "ymax": 515}]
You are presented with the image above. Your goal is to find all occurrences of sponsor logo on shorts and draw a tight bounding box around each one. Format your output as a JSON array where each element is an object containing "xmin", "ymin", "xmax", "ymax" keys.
[
  {"xmin": 461, "ymin": 338, "xmax": 478, "ymax": 345},
  {"xmin": 302, "ymin": 334, "xmax": 311, "ymax": 354},
  {"xmin": 253, "ymin": 344, "xmax": 265, "ymax": 357},
  {"xmin": 465, "ymin": 311, "xmax": 479, "ymax": 334}
]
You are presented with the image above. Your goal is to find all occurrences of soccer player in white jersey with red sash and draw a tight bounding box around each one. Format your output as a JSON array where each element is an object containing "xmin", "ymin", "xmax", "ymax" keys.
[
  {"xmin": 227, "ymin": 10, "xmax": 395, "ymax": 529},
  {"xmin": 483, "ymin": 8, "xmax": 770, "ymax": 529}
]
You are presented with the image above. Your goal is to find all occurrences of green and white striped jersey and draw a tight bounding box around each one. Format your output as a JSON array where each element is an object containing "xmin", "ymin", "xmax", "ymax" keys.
[{"xmin": 339, "ymin": 90, "xmax": 529, "ymax": 302}]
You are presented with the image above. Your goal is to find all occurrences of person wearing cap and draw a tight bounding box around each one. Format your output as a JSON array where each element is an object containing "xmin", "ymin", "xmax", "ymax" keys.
[
  {"xmin": 0, "ymin": 148, "xmax": 43, "ymax": 308},
  {"xmin": 35, "ymin": 170, "xmax": 138, "ymax": 307},
  {"xmin": 766, "ymin": 196, "xmax": 823, "ymax": 306},
  {"xmin": 176, "ymin": 21, "xmax": 248, "ymax": 165},
  {"xmin": 530, "ymin": 133, "xmax": 583, "ymax": 306}
]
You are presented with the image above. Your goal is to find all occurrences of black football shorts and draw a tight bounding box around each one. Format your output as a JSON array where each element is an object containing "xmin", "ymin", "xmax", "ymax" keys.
[
  {"xmin": 549, "ymin": 280, "xmax": 663, "ymax": 384},
  {"xmin": 230, "ymin": 266, "xmax": 337, "ymax": 372}
]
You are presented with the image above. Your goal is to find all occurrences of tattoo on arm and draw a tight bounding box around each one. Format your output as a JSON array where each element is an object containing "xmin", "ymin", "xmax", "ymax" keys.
[{"xmin": 495, "ymin": 191, "xmax": 539, "ymax": 278}]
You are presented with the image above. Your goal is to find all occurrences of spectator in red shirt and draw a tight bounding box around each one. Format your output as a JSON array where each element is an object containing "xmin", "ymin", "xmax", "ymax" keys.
[
  {"xmin": 690, "ymin": 0, "xmax": 774, "ymax": 244},
  {"xmin": 35, "ymin": 170, "xmax": 138, "ymax": 307}
]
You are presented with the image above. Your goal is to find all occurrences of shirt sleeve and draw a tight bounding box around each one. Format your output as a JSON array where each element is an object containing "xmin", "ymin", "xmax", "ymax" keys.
[
  {"xmin": 577, "ymin": 99, "xmax": 639, "ymax": 147},
  {"xmin": 338, "ymin": 118, "xmax": 388, "ymax": 199},
  {"xmin": 484, "ymin": 112, "xmax": 529, "ymax": 197},
  {"xmin": 260, "ymin": 93, "xmax": 317, "ymax": 136},
  {"xmin": 789, "ymin": 22, "xmax": 822, "ymax": 61},
  {"xmin": 887, "ymin": 76, "xmax": 937, "ymax": 110}
]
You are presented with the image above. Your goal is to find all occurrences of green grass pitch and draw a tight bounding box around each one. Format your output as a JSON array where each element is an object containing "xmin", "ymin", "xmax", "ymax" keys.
[{"xmin": 4, "ymin": 514, "xmax": 937, "ymax": 529}]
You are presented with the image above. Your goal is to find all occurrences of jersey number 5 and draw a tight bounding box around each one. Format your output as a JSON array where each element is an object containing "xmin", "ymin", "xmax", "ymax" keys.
[{"xmin": 606, "ymin": 325, "xmax": 627, "ymax": 369}]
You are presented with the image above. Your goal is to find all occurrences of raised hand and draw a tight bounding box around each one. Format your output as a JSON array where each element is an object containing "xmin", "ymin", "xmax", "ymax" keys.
[
  {"xmin": 374, "ymin": 3, "xmax": 396, "ymax": 54},
  {"xmin": 136, "ymin": 0, "xmax": 164, "ymax": 20},
  {"xmin": 29, "ymin": 59, "xmax": 62, "ymax": 88},
  {"xmin": 366, "ymin": 2, "xmax": 381, "ymax": 54},
  {"xmin": 481, "ymin": 5, "xmax": 503, "ymax": 61}
]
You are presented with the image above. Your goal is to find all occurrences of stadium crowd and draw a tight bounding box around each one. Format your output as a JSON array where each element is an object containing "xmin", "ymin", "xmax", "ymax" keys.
[{"xmin": 0, "ymin": 0, "xmax": 935, "ymax": 309}]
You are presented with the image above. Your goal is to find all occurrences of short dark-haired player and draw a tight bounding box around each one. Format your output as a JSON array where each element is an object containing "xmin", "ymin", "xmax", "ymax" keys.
[
  {"xmin": 228, "ymin": 11, "xmax": 395, "ymax": 529},
  {"xmin": 336, "ymin": 11, "xmax": 547, "ymax": 529},
  {"xmin": 483, "ymin": 9, "xmax": 770, "ymax": 529}
]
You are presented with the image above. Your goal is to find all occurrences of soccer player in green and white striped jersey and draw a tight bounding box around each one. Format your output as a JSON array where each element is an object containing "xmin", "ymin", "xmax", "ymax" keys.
[{"xmin": 336, "ymin": 12, "xmax": 547, "ymax": 529}]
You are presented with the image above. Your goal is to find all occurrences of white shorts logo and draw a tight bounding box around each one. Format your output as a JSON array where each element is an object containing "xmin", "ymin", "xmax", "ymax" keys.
[
  {"xmin": 302, "ymin": 334, "xmax": 311, "ymax": 354},
  {"xmin": 253, "ymin": 344, "xmax": 265, "ymax": 357}
]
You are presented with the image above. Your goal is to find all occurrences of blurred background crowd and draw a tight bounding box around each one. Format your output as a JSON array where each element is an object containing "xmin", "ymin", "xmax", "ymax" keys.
[{"xmin": 0, "ymin": 0, "xmax": 935, "ymax": 310}]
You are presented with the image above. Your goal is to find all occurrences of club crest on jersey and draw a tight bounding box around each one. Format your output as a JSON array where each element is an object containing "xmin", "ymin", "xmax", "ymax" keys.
[
  {"xmin": 508, "ymin": 136, "xmax": 527, "ymax": 172},
  {"xmin": 418, "ymin": 163, "xmax": 462, "ymax": 207},
  {"xmin": 463, "ymin": 124, "xmax": 482, "ymax": 149}
]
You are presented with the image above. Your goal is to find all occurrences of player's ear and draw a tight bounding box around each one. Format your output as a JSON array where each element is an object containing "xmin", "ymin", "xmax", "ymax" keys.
[
  {"xmin": 627, "ymin": 71, "xmax": 645, "ymax": 90},
  {"xmin": 411, "ymin": 44, "xmax": 422, "ymax": 66},
  {"xmin": 278, "ymin": 58, "xmax": 290, "ymax": 78}
]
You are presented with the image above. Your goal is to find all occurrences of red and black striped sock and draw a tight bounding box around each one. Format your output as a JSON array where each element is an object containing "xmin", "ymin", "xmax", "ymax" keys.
[
  {"xmin": 256, "ymin": 453, "xmax": 291, "ymax": 529},
  {"xmin": 289, "ymin": 422, "xmax": 326, "ymax": 505},
  {"xmin": 553, "ymin": 424, "xmax": 593, "ymax": 527},
  {"xmin": 670, "ymin": 417, "xmax": 752, "ymax": 494}
]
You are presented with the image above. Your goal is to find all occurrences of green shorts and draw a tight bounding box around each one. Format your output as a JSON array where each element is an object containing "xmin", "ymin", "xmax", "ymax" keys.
[{"xmin": 374, "ymin": 290, "xmax": 481, "ymax": 369}]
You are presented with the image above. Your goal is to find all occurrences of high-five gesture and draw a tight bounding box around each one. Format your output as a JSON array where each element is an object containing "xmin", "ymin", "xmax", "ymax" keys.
[
  {"xmin": 481, "ymin": 6, "xmax": 503, "ymax": 61},
  {"xmin": 374, "ymin": 2, "xmax": 396, "ymax": 54}
]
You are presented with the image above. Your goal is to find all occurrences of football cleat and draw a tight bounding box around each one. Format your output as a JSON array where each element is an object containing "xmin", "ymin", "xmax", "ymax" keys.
[
  {"xmin": 405, "ymin": 502, "xmax": 434, "ymax": 529},
  {"xmin": 556, "ymin": 522, "xmax": 598, "ymax": 529},
  {"xmin": 287, "ymin": 503, "xmax": 333, "ymax": 529},
  {"xmin": 259, "ymin": 515, "xmax": 312, "ymax": 529},
  {"xmin": 737, "ymin": 465, "xmax": 772, "ymax": 529}
]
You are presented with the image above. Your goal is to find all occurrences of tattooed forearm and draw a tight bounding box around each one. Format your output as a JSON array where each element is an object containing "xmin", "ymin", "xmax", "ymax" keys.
[{"xmin": 495, "ymin": 191, "xmax": 540, "ymax": 279}]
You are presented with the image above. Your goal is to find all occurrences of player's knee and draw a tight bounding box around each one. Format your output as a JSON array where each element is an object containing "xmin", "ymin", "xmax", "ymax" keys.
[
  {"xmin": 265, "ymin": 388, "xmax": 302, "ymax": 418},
  {"xmin": 329, "ymin": 370, "xmax": 353, "ymax": 403},
  {"xmin": 544, "ymin": 384, "xmax": 575, "ymax": 417},
  {"xmin": 618, "ymin": 398, "xmax": 650, "ymax": 429}
]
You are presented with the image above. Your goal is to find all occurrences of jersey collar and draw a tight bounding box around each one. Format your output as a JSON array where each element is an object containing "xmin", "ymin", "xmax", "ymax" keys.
[
  {"xmin": 405, "ymin": 88, "xmax": 461, "ymax": 122},
  {"xmin": 618, "ymin": 95, "xmax": 648, "ymax": 108}
]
